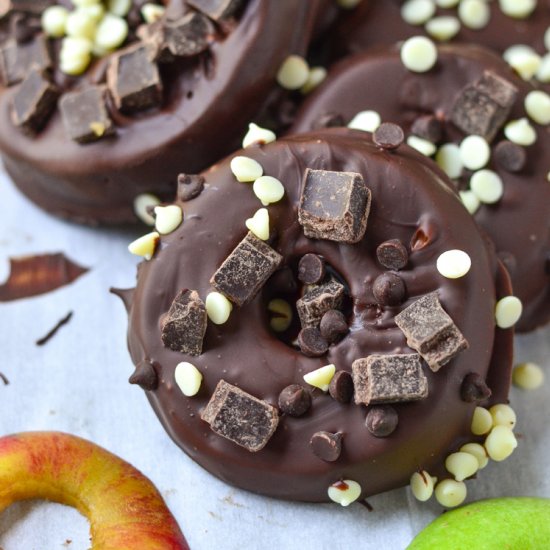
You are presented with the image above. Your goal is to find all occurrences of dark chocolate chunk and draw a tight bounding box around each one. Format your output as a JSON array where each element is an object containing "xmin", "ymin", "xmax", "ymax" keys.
[
  {"xmin": 11, "ymin": 68, "xmax": 58, "ymax": 133},
  {"xmin": 298, "ymin": 253, "xmax": 325, "ymax": 285},
  {"xmin": 451, "ymin": 70, "xmax": 518, "ymax": 142},
  {"xmin": 352, "ymin": 353, "xmax": 428, "ymax": 405},
  {"xmin": 365, "ymin": 405, "xmax": 398, "ymax": 437},
  {"xmin": 320, "ymin": 309, "xmax": 348, "ymax": 344},
  {"xmin": 310, "ymin": 431, "xmax": 342, "ymax": 462},
  {"xmin": 494, "ymin": 140, "xmax": 526, "ymax": 173},
  {"xmin": 328, "ymin": 370, "xmax": 354, "ymax": 404},
  {"xmin": 372, "ymin": 272, "xmax": 406, "ymax": 306},
  {"xmin": 11, "ymin": 12, "xmax": 38, "ymax": 44},
  {"xmin": 160, "ymin": 289, "xmax": 207, "ymax": 356},
  {"xmin": 187, "ymin": 0, "xmax": 244, "ymax": 21},
  {"xmin": 461, "ymin": 372, "xmax": 492, "ymax": 403},
  {"xmin": 296, "ymin": 278, "xmax": 345, "ymax": 329},
  {"xmin": 278, "ymin": 384, "xmax": 311, "ymax": 417},
  {"xmin": 394, "ymin": 292, "xmax": 469, "ymax": 371},
  {"xmin": 164, "ymin": 12, "xmax": 213, "ymax": 57},
  {"xmin": 373, "ymin": 122, "xmax": 404, "ymax": 150},
  {"xmin": 411, "ymin": 115, "xmax": 443, "ymax": 144},
  {"xmin": 177, "ymin": 173, "xmax": 205, "ymax": 201},
  {"xmin": 312, "ymin": 111, "xmax": 344, "ymax": 130},
  {"xmin": 201, "ymin": 380, "xmax": 279, "ymax": 452},
  {"xmin": 107, "ymin": 43, "xmax": 162, "ymax": 113},
  {"xmin": 297, "ymin": 327, "xmax": 329, "ymax": 357},
  {"xmin": 59, "ymin": 86, "xmax": 114, "ymax": 144},
  {"xmin": 298, "ymin": 168, "xmax": 371, "ymax": 244},
  {"xmin": 376, "ymin": 239, "xmax": 408, "ymax": 270},
  {"xmin": 0, "ymin": 34, "xmax": 51, "ymax": 87},
  {"xmin": 129, "ymin": 359, "xmax": 158, "ymax": 391},
  {"xmin": 210, "ymin": 232, "xmax": 283, "ymax": 306}
]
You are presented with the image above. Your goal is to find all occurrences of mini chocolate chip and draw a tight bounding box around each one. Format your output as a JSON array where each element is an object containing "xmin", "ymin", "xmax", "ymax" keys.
[
  {"xmin": 298, "ymin": 327, "xmax": 329, "ymax": 357},
  {"xmin": 278, "ymin": 384, "xmax": 311, "ymax": 416},
  {"xmin": 373, "ymin": 122, "xmax": 404, "ymax": 150},
  {"xmin": 320, "ymin": 309, "xmax": 348, "ymax": 343},
  {"xmin": 129, "ymin": 359, "xmax": 158, "ymax": 391},
  {"xmin": 461, "ymin": 373, "xmax": 492, "ymax": 403},
  {"xmin": 328, "ymin": 370, "xmax": 354, "ymax": 403},
  {"xmin": 365, "ymin": 405, "xmax": 398, "ymax": 437},
  {"xmin": 298, "ymin": 253, "xmax": 325, "ymax": 285},
  {"xmin": 494, "ymin": 140, "xmax": 526, "ymax": 173},
  {"xmin": 177, "ymin": 173, "xmax": 205, "ymax": 201},
  {"xmin": 312, "ymin": 111, "xmax": 344, "ymax": 130},
  {"xmin": 372, "ymin": 272, "xmax": 406, "ymax": 306},
  {"xmin": 411, "ymin": 115, "xmax": 443, "ymax": 144},
  {"xmin": 376, "ymin": 239, "xmax": 408, "ymax": 270},
  {"xmin": 310, "ymin": 431, "xmax": 342, "ymax": 462}
]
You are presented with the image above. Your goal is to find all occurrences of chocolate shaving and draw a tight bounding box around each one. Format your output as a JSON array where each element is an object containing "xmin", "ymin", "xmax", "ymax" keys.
[
  {"xmin": 296, "ymin": 278, "xmax": 345, "ymax": 329},
  {"xmin": 35, "ymin": 311, "xmax": 73, "ymax": 346}
]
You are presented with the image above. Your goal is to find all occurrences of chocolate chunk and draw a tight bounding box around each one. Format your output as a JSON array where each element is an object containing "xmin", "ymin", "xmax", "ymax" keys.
[
  {"xmin": 129, "ymin": 359, "xmax": 158, "ymax": 391},
  {"xmin": 59, "ymin": 86, "xmax": 114, "ymax": 144},
  {"xmin": 461, "ymin": 373, "xmax": 492, "ymax": 403},
  {"xmin": 451, "ymin": 71, "xmax": 518, "ymax": 142},
  {"xmin": 373, "ymin": 122, "xmax": 404, "ymax": 150},
  {"xmin": 298, "ymin": 253, "xmax": 325, "ymax": 285},
  {"xmin": 395, "ymin": 292, "xmax": 469, "ymax": 371},
  {"xmin": 310, "ymin": 431, "xmax": 342, "ymax": 462},
  {"xmin": 11, "ymin": 12, "xmax": 39, "ymax": 44},
  {"xmin": 107, "ymin": 43, "xmax": 162, "ymax": 113},
  {"xmin": 160, "ymin": 289, "xmax": 207, "ymax": 356},
  {"xmin": 187, "ymin": 0, "xmax": 244, "ymax": 21},
  {"xmin": 201, "ymin": 380, "xmax": 279, "ymax": 452},
  {"xmin": 320, "ymin": 309, "xmax": 348, "ymax": 344},
  {"xmin": 494, "ymin": 140, "xmax": 526, "ymax": 173},
  {"xmin": 298, "ymin": 168, "xmax": 372, "ymax": 244},
  {"xmin": 376, "ymin": 239, "xmax": 408, "ymax": 270},
  {"xmin": 372, "ymin": 272, "xmax": 406, "ymax": 307},
  {"xmin": 312, "ymin": 111, "xmax": 344, "ymax": 130},
  {"xmin": 177, "ymin": 173, "xmax": 205, "ymax": 201},
  {"xmin": 164, "ymin": 12, "xmax": 212, "ymax": 57},
  {"xmin": 411, "ymin": 115, "xmax": 443, "ymax": 144},
  {"xmin": 296, "ymin": 278, "xmax": 345, "ymax": 329},
  {"xmin": 297, "ymin": 327, "xmax": 329, "ymax": 357},
  {"xmin": 278, "ymin": 384, "xmax": 311, "ymax": 417},
  {"xmin": 352, "ymin": 354, "xmax": 428, "ymax": 405},
  {"xmin": 328, "ymin": 370, "xmax": 354, "ymax": 403},
  {"xmin": 365, "ymin": 405, "xmax": 398, "ymax": 437},
  {"xmin": 0, "ymin": 34, "xmax": 50, "ymax": 87},
  {"xmin": 11, "ymin": 68, "xmax": 58, "ymax": 133},
  {"xmin": 210, "ymin": 232, "xmax": 283, "ymax": 306}
]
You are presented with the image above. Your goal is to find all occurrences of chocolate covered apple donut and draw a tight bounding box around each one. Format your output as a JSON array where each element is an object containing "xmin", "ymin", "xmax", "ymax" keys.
[{"xmin": 118, "ymin": 128, "xmax": 516, "ymax": 504}]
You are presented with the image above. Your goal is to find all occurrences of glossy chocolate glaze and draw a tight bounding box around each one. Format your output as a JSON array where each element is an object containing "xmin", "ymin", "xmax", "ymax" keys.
[
  {"xmin": 0, "ymin": 0, "xmax": 325, "ymax": 225},
  {"xmin": 124, "ymin": 129, "xmax": 513, "ymax": 502},
  {"xmin": 291, "ymin": 45, "xmax": 550, "ymax": 333}
]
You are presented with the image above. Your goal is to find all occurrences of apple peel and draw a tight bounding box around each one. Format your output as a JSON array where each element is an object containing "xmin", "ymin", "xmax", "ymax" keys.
[{"xmin": 0, "ymin": 432, "xmax": 189, "ymax": 550}]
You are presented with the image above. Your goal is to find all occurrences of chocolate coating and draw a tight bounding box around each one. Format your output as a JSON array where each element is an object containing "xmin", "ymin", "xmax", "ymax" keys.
[
  {"xmin": 124, "ymin": 129, "xmax": 512, "ymax": 502},
  {"xmin": 291, "ymin": 44, "xmax": 550, "ymax": 332}
]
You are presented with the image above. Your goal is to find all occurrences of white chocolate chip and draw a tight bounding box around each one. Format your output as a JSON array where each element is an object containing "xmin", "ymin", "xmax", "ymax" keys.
[
  {"xmin": 174, "ymin": 362, "xmax": 203, "ymax": 397},
  {"xmin": 471, "ymin": 406, "xmax": 493, "ymax": 435},
  {"xmin": 490, "ymin": 404, "xmax": 517, "ymax": 429},
  {"xmin": 495, "ymin": 296, "xmax": 523, "ymax": 328},
  {"xmin": 485, "ymin": 425, "xmax": 518, "ymax": 461},
  {"xmin": 513, "ymin": 362, "xmax": 544, "ymax": 390},
  {"xmin": 301, "ymin": 66, "xmax": 327, "ymax": 94},
  {"xmin": 407, "ymin": 135, "xmax": 437, "ymax": 156},
  {"xmin": 545, "ymin": 26, "xmax": 550, "ymax": 51},
  {"xmin": 436, "ymin": 249, "xmax": 472, "ymax": 279},
  {"xmin": 42, "ymin": 5, "xmax": 69, "ymax": 37},
  {"xmin": 434, "ymin": 479, "xmax": 467, "ymax": 508},
  {"xmin": 242, "ymin": 123, "xmax": 276, "ymax": 148},
  {"xmin": 95, "ymin": 13, "xmax": 128, "ymax": 51},
  {"xmin": 458, "ymin": 0, "xmax": 490, "ymax": 29},
  {"xmin": 253, "ymin": 176, "xmax": 285, "ymax": 206},
  {"xmin": 141, "ymin": 2, "xmax": 165, "ymax": 23},
  {"xmin": 400, "ymin": 36, "xmax": 438, "ymax": 73},
  {"xmin": 303, "ymin": 364, "xmax": 336, "ymax": 392},
  {"xmin": 81, "ymin": 4, "xmax": 105, "ymax": 21},
  {"xmin": 245, "ymin": 208, "xmax": 270, "ymax": 241},
  {"xmin": 503, "ymin": 45, "xmax": 541, "ymax": 80},
  {"xmin": 128, "ymin": 231, "xmax": 159, "ymax": 260},
  {"xmin": 470, "ymin": 170, "xmax": 504, "ymax": 204},
  {"xmin": 460, "ymin": 442, "xmax": 489, "ymax": 469},
  {"xmin": 348, "ymin": 110, "xmax": 381, "ymax": 132},
  {"xmin": 154, "ymin": 205, "xmax": 183, "ymax": 235},
  {"xmin": 525, "ymin": 90, "xmax": 550, "ymax": 125},
  {"xmin": 436, "ymin": 143, "xmax": 463, "ymax": 179},
  {"xmin": 276, "ymin": 55, "xmax": 310, "ymax": 90},
  {"xmin": 536, "ymin": 53, "xmax": 550, "ymax": 83},
  {"xmin": 60, "ymin": 36, "xmax": 93, "ymax": 75},
  {"xmin": 205, "ymin": 292, "xmax": 232, "ymax": 325},
  {"xmin": 133, "ymin": 193, "xmax": 160, "ymax": 226},
  {"xmin": 445, "ymin": 451, "xmax": 479, "ymax": 482},
  {"xmin": 336, "ymin": 0, "xmax": 362, "ymax": 7},
  {"xmin": 459, "ymin": 190, "xmax": 480, "ymax": 215},
  {"xmin": 328, "ymin": 479, "xmax": 362, "ymax": 506},
  {"xmin": 459, "ymin": 135, "xmax": 490, "ymax": 170},
  {"xmin": 72, "ymin": 0, "xmax": 102, "ymax": 6},
  {"xmin": 66, "ymin": 9, "xmax": 97, "ymax": 40},
  {"xmin": 504, "ymin": 118, "xmax": 537, "ymax": 146},
  {"xmin": 268, "ymin": 299, "xmax": 293, "ymax": 332},
  {"xmin": 499, "ymin": 0, "xmax": 536, "ymax": 19},
  {"xmin": 401, "ymin": 0, "xmax": 436, "ymax": 25},
  {"xmin": 425, "ymin": 16, "xmax": 461, "ymax": 41},
  {"xmin": 436, "ymin": 0, "xmax": 459, "ymax": 6},
  {"xmin": 410, "ymin": 471, "xmax": 436, "ymax": 501},
  {"xmin": 108, "ymin": 0, "xmax": 132, "ymax": 17},
  {"xmin": 230, "ymin": 156, "xmax": 263, "ymax": 182}
]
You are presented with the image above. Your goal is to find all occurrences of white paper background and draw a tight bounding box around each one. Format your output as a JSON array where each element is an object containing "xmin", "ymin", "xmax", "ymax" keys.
[{"xmin": 0, "ymin": 168, "xmax": 548, "ymax": 550}]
